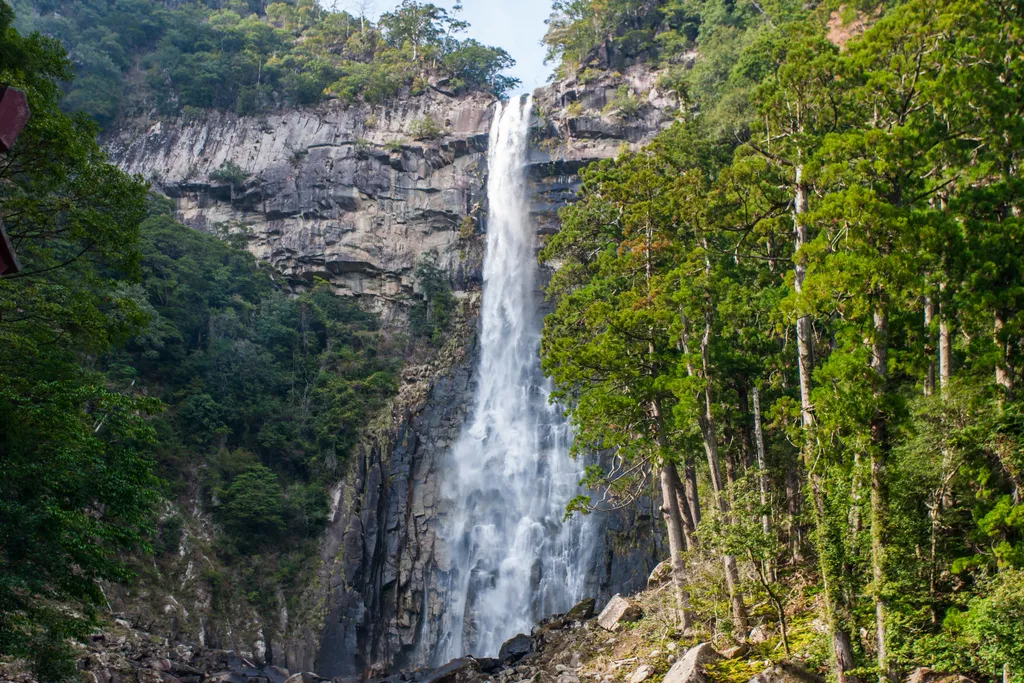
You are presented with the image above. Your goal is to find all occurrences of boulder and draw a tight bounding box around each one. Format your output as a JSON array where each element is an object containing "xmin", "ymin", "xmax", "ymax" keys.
[
  {"xmin": 906, "ymin": 669, "xmax": 974, "ymax": 683},
  {"xmin": 748, "ymin": 662, "xmax": 824, "ymax": 683},
  {"xmin": 422, "ymin": 658, "xmax": 482, "ymax": 683},
  {"xmin": 284, "ymin": 674, "xmax": 326, "ymax": 683},
  {"xmin": 629, "ymin": 665, "xmax": 654, "ymax": 683},
  {"xmin": 748, "ymin": 625, "xmax": 770, "ymax": 644},
  {"xmin": 566, "ymin": 597, "xmax": 597, "ymax": 622},
  {"xmin": 597, "ymin": 595, "xmax": 643, "ymax": 632},
  {"xmin": 476, "ymin": 658, "xmax": 504, "ymax": 674},
  {"xmin": 498, "ymin": 633, "xmax": 533, "ymax": 663},
  {"xmin": 662, "ymin": 643, "xmax": 721, "ymax": 683},
  {"xmin": 647, "ymin": 560, "xmax": 673, "ymax": 589},
  {"xmin": 263, "ymin": 667, "xmax": 290, "ymax": 683},
  {"xmin": 720, "ymin": 644, "xmax": 749, "ymax": 659},
  {"xmin": 205, "ymin": 673, "xmax": 248, "ymax": 683}
]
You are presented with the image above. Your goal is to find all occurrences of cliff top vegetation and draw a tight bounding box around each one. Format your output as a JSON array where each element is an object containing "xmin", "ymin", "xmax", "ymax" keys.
[{"xmin": 12, "ymin": 0, "xmax": 520, "ymax": 127}]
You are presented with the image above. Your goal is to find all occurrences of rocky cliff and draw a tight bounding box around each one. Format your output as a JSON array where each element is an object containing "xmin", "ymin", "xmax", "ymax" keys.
[{"xmin": 102, "ymin": 63, "xmax": 680, "ymax": 677}]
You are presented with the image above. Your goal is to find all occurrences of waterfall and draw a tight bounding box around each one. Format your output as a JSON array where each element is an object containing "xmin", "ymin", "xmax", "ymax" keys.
[{"xmin": 433, "ymin": 95, "xmax": 596, "ymax": 663}]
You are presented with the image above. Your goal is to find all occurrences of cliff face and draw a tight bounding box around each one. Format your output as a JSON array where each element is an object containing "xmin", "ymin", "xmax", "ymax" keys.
[
  {"xmin": 106, "ymin": 89, "xmax": 495, "ymax": 324},
  {"xmin": 103, "ymin": 65, "xmax": 678, "ymax": 676}
]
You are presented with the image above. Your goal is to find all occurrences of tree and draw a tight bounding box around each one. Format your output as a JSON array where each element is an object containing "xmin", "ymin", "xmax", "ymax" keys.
[{"xmin": 0, "ymin": 4, "xmax": 160, "ymax": 677}]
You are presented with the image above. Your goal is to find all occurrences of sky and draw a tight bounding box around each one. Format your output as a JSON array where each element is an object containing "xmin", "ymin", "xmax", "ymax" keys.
[{"xmin": 334, "ymin": 0, "xmax": 556, "ymax": 95}]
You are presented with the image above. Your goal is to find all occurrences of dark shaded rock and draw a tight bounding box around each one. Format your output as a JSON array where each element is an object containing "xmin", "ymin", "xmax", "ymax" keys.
[
  {"xmin": 263, "ymin": 667, "xmax": 291, "ymax": 683},
  {"xmin": 205, "ymin": 673, "xmax": 249, "ymax": 683},
  {"xmin": 565, "ymin": 597, "xmax": 596, "ymax": 622},
  {"xmin": 498, "ymin": 633, "xmax": 533, "ymax": 663},
  {"xmin": 284, "ymin": 673, "xmax": 326, "ymax": 683},
  {"xmin": 476, "ymin": 658, "xmax": 503, "ymax": 674},
  {"xmin": 422, "ymin": 658, "xmax": 482, "ymax": 683}
]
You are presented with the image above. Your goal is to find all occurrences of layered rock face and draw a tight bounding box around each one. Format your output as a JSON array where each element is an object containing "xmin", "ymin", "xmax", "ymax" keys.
[
  {"xmin": 104, "ymin": 67, "xmax": 678, "ymax": 676},
  {"xmin": 105, "ymin": 90, "xmax": 495, "ymax": 324}
]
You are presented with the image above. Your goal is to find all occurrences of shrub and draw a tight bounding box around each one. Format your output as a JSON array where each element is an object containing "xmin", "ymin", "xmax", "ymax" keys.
[
  {"xmin": 219, "ymin": 465, "xmax": 284, "ymax": 550},
  {"xmin": 459, "ymin": 215, "xmax": 475, "ymax": 241},
  {"xmin": 603, "ymin": 85, "xmax": 642, "ymax": 120},
  {"xmin": 328, "ymin": 62, "xmax": 406, "ymax": 104},
  {"xmin": 209, "ymin": 160, "xmax": 249, "ymax": 186},
  {"xmin": 410, "ymin": 114, "xmax": 443, "ymax": 140},
  {"xmin": 409, "ymin": 251, "xmax": 455, "ymax": 343}
]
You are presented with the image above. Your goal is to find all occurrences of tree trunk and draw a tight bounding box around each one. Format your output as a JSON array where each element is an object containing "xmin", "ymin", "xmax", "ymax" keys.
[
  {"xmin": 671, "ymin": 466, "xmax": 697, "ymax": 551},
  {"xmin": 924, "ymin": 297, "xmax": 936, "ymax": 397},
  {"xmin": 794, "ymin": 172, "xmax": 815, "ymax": 431},
  {"xmin": 995, "ymin": 309, "xmax": 1014, "ymax": 403},
  {"xmin": 686, "ymin": 460, "xmax": 701, "ymax": 527},
  {"xmin": 660, "ymin": 460, "xmax": 694, "ymax": 632},
  {"xmin": 787, "ymin": 461, "xmax": 802, "ymax": 563},
  {"xmin": 793, "ymin": 169, "xmax": 859, "ymax": 683},
  {"xmin": 738, "ymin": 387, "xmax": 755, "ymax": 469},
  {"xmin": 696, "ymin": 316, "xmax": 749, "ymax": 636},
  {"xmin": 871, "ymin": 303, "xmax": 892, "ymax": 683},
  {"xmin": 752, "ymin": 386, "xmax": 771, "ymax": 537},
  {"xmin": 939, "ymin": 294, "xmax": 952, "ymax": 395}
]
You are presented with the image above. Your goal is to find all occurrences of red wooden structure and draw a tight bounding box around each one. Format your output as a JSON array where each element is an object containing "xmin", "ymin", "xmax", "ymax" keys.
[{"xmin": 0, "ymin": 86, "xmax": 29, "ymax": 276}]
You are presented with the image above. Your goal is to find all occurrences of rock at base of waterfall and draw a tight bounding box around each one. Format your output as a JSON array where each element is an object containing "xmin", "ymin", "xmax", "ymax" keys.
[
  {"xmin": 629, "ymin": 664, "xmax": 654, "ymax": 683},
  {"xmin": 647, "ymin": 560, "xmax": 673, "ymax": 589},
  {"xmin": 284, "ymin": 673, "xmax": 326, "ymax": 683},
  {"xmin": 597, "ymin": 595, "xmax": 643, "ymax": 631},
  {"xmin": 720, "ymin": 644, "xmax": 749, "ymax": 659},
  {"xmin": 422, "ymin": 658, "xmax": 482, "ymax": 683},
  {"xmin": 566, "ymin": 597, "xmax": 597, "ymax": 622},
  {"xmin": 498, "ymin": 633, "xmax": 533, "ymax": 663},
  {"xmin": 904, "ymin": 669, "xmax": 974, "ymax": 683},
  {"xmin": 476, "ymin": 658, "xmax": 504, "ymax": 674},
  {"xmin": 662, "ymin": 643, "xmax": 721, "ymax": 683},
  {"xmin": 748, "ymin": 661, "xmax": 824, "ymax": 683},
  {"xmin": 749, "ymin": 625, "xmax": 770, "ymax": 644}
]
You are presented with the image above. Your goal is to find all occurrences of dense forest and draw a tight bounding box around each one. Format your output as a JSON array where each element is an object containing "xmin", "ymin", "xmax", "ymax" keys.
[
  {"xmin": 11, "ymin": 0, "xmax": 518, "ymax": 126},
  {"xmin": 0, "ymin": 1, "xmax": 462, "ymax": 676},
  {"xmin": 540, "ymin": 1, "xmax": 1024, "ymax": 682}
]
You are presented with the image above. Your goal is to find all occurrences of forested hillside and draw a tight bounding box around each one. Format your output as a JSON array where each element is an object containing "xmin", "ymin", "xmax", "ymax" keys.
[
  {"xmin": 0, "ymin": 3, "xmax": 425, "ymax": 676},
  {"xmin": 541, "ymin": 0, "xmax": 1024, "ymax": 682},
  {"xmin": 11, "ymin": 0, "xmax": 517, "ymax": 126}
]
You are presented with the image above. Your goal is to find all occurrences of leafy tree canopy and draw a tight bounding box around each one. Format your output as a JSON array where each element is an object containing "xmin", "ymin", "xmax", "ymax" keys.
[{"xmin": 12, "ymin": 0, "xmax": 520, "ymax": 126}]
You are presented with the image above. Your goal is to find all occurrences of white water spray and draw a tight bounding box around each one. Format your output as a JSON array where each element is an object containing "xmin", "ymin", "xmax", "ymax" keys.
[{"xmin": 433, "ymin": 95, "xmax": 595, "ymax": 662}]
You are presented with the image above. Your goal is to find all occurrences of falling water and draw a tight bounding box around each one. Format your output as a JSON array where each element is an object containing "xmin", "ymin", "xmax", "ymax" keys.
[{"xmin": 433, "ymin": 95, "xmax": 596, "ymax": 663}]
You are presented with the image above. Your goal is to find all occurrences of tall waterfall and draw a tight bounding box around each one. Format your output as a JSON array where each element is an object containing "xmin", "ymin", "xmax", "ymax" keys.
[{"xmin": 433, "ymin": 95, "xmax": 595, "ymax": 662}]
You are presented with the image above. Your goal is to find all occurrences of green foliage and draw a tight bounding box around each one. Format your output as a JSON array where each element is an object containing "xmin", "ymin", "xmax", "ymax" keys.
[
  {"xmin": 602, "ymin": 84, "xmax": 641, "ymax": 119},
  {"xmin": 0, "ymin": 5, "xmax": 160, "ymax": 677},
  {"xmin": 409, "ymin": 251, "xmax": 455, "ymax": 343},
  {"xmin": 14, "ymin": 0, "xmax": 519, "ymax": 124},
  {"xmin": 542, "ymin": 0, "xmax": 1024, "ymax": 680},
  {"xmin": 219, "ymin": 465, "xmax": 285, "ymax": 550},
  {"xmin": 209, "ymin": 160, "xmax": 249, "ymax": 186},
  {"xmin": 121, "ymin": 205, "xmax": 400, "ymax": 490},
  {"xmin": 410, "ymin": 114, "xmax": 443, "ymax": 140}
]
